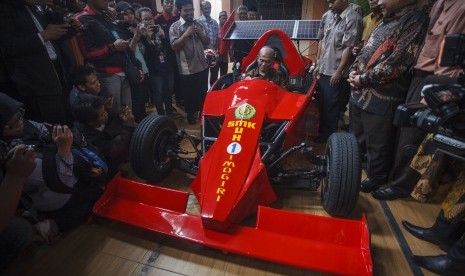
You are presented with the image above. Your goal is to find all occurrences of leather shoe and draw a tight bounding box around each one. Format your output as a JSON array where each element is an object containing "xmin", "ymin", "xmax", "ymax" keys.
[
  {"xmin": 371, "ymin": 187, "xmax": 409, "ymax": 200},
  {"xmin": 413, "ymin": 255, "xmax": 465, "ymax": 276},
  {"xmin": 402, "ymin": 221, "xmax": 453, "ymax": 251},
  {"xmin": 360, "ymin": 178, "xmax": 384, "ymax": 193}
]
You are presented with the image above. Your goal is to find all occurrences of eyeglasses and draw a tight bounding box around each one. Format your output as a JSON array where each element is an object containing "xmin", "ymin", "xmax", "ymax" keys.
[{"xmin": 5, "ymin": 108, "xmax": 25, "ymax": 130}]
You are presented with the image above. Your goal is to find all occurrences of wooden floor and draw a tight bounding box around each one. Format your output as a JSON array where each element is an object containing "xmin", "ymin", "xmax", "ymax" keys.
[{"xmin": 3, "ymin": 112, "xmax": 446, "ymax": 276}]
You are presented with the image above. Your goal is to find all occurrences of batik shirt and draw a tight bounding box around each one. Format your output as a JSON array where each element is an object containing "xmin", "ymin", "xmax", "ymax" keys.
[
  {"xmin": 350, "ymin": 4, "xmax": 429, "ymax": 115},
  {"xmin": 197, "ymin": 15, "xmax": 220, "ymax": 51}
]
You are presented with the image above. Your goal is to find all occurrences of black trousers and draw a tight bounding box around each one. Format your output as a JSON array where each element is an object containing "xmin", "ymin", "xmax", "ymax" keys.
[
  {"xmin": 351, "ymin": 103, "xmax": 397, "ymax": 181},
  {"xmin": 389, "ymin": 75, "xmax": 428, "ymax": 185},
  {"xmin": 129, "ymin": 75, "xmax": 150, "ymax": 123},
  {"xmin": 180, "ymin": 69, "xmax": 208, "ymax": 115},
  {"xmin": 317, "ymin": 75, "xmax": 350, "ymax": 138}
]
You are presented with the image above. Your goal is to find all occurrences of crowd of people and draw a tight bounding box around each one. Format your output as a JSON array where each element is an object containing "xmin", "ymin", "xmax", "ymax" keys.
[
  {"xmin": 1, "ymin": 0, "xmax": 465, "ymax": 275},
  {"xmin": 0, "ymin": 0, "xmax": 267, "ymax": 270},
  {"xmin": 0, "ymin": 0, "xmax": 224, "ymax": 269}
]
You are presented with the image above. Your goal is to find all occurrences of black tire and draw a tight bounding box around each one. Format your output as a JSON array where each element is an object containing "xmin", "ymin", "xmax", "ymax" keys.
[
  {"xmin": 130, "ymin": 115, "xmax": 178, "ymax": 183},
  {"xmin": 321, "ymin": 133, "xmax": 361, "ymax": 217}
]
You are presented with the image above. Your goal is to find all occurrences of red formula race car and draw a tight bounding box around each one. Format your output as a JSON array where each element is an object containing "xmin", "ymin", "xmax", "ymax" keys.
[{"xmin": 94, "ymin": 28, "xmax": 372, "ymax": 275}]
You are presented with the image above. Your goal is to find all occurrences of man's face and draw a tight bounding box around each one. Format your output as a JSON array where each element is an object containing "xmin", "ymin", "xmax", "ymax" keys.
[
  {"xmin": 163, "ymin": 0, "xmax": 174, "ymax": 13},
  {"xmin": 141, "ymin": 11, "xmax": 155, "ymax": 26},
  {"xmin": 327, "ymin": 0, "xmax": 346, "ymax": 14},
  {"xmin": 369, "ymin": 0, "xmax": 381, "ymax": 11},
  {"xmin": 248, "ymin": 11, "xmax": 257, "ymax": 20},
  {"xmin": 201, "ymin": 2, "xmax": 211, "ymax": 17},
  {"xmin": 180, "ymin": 4, "xmax": 194, "ymax": 22},
  {"xmin": 238, "ymin": 9, "xmax": 248, "ymax": 21},
  {"xmin": 2, "ymin": 109, "xmax": 25, "ymax": 138},
  {"xmin": 108, "ymin": 0, "xmax": 116, "ymax": 8},
  {"xmin": 257, "ymin": 51, "xmax": 274, "ymax": 73},
  {"xmin": 124, "ymin": 9, "xmax": 135, "ymax": 25},
  {"xmin": 79, "ymin": 73, "xmax": 101, "ymax": 94},
  {"xmin": 378, "ymin": 0, "xmax": 410, "ymax": 16},
  {"xmin": 94, "ymin": 106, "xmax": 108, "ymax": 127},
  {"xmin": 90, "ymin": 0, "xmax": 108, "ymax": 11},
  {"xmin": 219, "ymin": 15, "xmax": 227, "ymax": 26}
]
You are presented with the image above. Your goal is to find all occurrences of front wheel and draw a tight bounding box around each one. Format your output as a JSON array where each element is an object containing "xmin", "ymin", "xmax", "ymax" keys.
[
  {"xmin": 321, "ymin": 133, "xmax": 361, "ymax": 217},
  {"xmin": 130, "ymin": 115, "xmax": 178, "ymax": 183}
]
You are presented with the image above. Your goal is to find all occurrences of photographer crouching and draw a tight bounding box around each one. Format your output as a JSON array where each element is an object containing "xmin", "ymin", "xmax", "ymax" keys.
[{"xmin": 0, "ymin": 93, "xmax": 103, "ymax": 245}]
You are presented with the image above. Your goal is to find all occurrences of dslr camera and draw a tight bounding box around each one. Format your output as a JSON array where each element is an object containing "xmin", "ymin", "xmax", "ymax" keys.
[{"xmin": 394, "ymin": 34, "xmax": 465, "ymax": 161}]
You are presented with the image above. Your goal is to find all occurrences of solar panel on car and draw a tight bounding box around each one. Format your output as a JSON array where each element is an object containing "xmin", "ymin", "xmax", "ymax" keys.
[
  {"xmin": 296, "ymin": 20, "xmax": 321, "ymax": 39},
  {"xmin": 224, "ymin": 20, "xmax": 321, "ymax": 40}
]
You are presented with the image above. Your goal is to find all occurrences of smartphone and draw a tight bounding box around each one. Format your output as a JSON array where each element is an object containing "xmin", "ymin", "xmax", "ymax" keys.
[{"xmin": 116, "ymin": 12, "xmax": 124, "ymax": 22}]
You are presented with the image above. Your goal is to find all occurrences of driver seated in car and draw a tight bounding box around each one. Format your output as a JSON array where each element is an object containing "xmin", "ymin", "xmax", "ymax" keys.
[{"xmin": 243, "ymin": 46, "xmax": 287, "ymax": 89}]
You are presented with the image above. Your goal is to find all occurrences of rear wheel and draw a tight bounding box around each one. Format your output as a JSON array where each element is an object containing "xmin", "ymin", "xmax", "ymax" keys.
[
  {"xmin": 321, "ymin": 133, "xmax": 361, "ymax": 217},
  {"xmin": 130, "ymin": 115, "xmax": 178, "ymax": 183}
]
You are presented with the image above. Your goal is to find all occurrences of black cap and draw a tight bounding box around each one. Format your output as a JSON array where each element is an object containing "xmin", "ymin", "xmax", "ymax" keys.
[{"xmin": 116, "ymin": 1, "xmax": 134, "ymax": 13}]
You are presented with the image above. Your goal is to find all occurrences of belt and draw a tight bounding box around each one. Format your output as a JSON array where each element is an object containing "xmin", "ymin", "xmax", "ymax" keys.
[{"xmin": 412, "ymin": 69, "xmax": 433, "ymax": 77}]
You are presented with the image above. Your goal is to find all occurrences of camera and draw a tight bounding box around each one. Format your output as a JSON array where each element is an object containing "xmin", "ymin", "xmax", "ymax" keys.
[
  {"xmin": 116, "ymin": 12, "xmax": 125, "ymax": 22},
  {"xmin": 0, "ymin": 139, "xmax": 36, "ymax": 161},
  {"xmin": 148, "ymin": 25, "xmax": 159, "ymax": 33},
  {"xmin": 393, "ymin": 34, "xmax": 465, "ymax": 161}
]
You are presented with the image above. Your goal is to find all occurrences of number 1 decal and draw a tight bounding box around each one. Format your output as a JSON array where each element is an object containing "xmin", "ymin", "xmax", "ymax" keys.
[{"xmin": 227, "ymin": 142, "xmax": 242, "ymax": 155}]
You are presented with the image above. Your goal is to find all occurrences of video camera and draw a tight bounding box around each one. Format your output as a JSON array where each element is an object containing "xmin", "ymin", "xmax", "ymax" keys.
[{"xmin": 394, "ymin": 34, "xmax": 465, "ymax": 161}]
